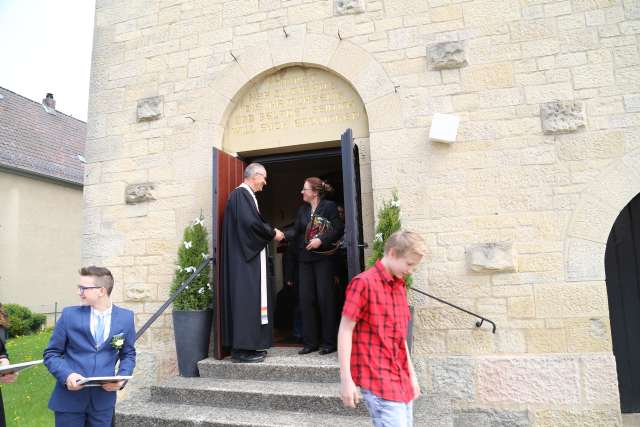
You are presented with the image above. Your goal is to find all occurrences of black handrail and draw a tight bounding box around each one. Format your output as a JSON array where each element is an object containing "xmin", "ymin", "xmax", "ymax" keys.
[
  {"xmin": 135, "ymin": 255, "xmax": 214, "ymax": 341},
  {"xmin": 411, "ymin": 286, "xmax": 497, "ymax": 334}
]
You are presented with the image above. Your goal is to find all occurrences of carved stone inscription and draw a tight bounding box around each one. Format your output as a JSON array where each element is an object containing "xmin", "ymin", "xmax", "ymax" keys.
[{"xmin": 224, "ymin": 67, "xmax": 368, "ymax": 153}]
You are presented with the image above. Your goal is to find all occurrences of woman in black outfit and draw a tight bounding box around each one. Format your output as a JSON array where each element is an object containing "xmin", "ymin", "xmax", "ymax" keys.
[
  {"xmin": 286, "ymin": 177, "xmax": 344, "ymax": 355},
  {"xmin": 1, "ymin": 316, "xmax": 17, "ymax": 427}
]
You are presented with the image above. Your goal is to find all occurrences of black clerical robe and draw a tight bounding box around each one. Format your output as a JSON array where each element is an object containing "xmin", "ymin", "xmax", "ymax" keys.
[{"xmin": 220, "ymin": 186, "xmax": 276, "ymax": 351}]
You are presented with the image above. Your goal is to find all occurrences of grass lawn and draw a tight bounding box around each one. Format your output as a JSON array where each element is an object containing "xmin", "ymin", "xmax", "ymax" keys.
[{"xmin": 2, "ymin": 330, "xmax": 54, "ymax": 427}]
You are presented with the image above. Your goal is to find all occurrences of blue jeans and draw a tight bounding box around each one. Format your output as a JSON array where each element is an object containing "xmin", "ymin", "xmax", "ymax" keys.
[{"xmin": 361, "ymin": 388, "xmax": 413, "ymax": 427}]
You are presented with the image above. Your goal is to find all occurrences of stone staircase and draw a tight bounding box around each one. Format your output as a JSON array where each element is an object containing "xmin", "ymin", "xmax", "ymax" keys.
[{"xmin": 115, "ymin": 347, "xmax": 371, "ymax": 426}]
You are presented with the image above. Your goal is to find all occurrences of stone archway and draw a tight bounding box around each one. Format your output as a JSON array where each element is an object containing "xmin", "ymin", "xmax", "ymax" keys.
[
  {"xmin": 202, "ymin": 32, "xmax": 403, "ymax": 147},
  {"xmin": 565, "ymin": 148, "xmax": 640, "ymax": 281}
]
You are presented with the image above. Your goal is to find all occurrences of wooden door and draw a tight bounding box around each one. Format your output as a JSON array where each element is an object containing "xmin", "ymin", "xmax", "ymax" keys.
[
  {"xmin": 605, "ymin": 192, "xmax": 640, "ymax": 413},
  {"xmin": 340, "ymin": 129, "xmax": 365, "ymax": 281},
  {"xmin": 211, "ymin": 148, "xmax": 246, "ymax": 360}
]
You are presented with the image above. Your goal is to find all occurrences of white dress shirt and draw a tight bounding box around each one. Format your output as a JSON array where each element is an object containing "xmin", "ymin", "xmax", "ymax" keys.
[{"xmin": 90, "ymin": 304, "xmax": 112, "ymax": 346}]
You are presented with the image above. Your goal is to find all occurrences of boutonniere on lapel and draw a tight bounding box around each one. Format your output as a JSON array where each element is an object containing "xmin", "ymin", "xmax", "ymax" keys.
[{"xmin": 110, "ymin": 334, "xmax": 125, "ymax": 351}]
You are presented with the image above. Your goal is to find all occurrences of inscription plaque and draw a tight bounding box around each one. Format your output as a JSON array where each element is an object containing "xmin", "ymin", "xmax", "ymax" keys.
[{"xmin": 224, "ymin": 67, "xmax": 368, "ymax": 153}]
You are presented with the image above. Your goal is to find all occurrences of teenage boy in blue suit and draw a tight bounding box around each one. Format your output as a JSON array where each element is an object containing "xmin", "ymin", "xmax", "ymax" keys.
[{"xmin": 44, "ymin": 266, "xmax": 136, "ymax": 427}]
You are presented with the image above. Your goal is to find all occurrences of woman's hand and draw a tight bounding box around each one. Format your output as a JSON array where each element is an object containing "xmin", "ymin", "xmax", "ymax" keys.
[
  {"xmin": 0, "ymin": 358, "xmax": 18, "ymax": 384},
  {"xmin": 305, "ymin": 238, "xmax": 322, "ymax": 250}
]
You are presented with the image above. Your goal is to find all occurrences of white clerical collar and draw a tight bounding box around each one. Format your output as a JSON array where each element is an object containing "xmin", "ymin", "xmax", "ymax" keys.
[{"xmin": 239, "ymin": 183, "xmax": 254, "ymax": 194}]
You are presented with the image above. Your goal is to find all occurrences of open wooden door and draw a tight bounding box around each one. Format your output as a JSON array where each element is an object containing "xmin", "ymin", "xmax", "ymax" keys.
[
  {"xmin": 211, "ymin": 148, "xmax": 246, "ymax": 360},
  {"xmin": 340, "ymin": 129, "xmax": 365, "ymax": 281}
]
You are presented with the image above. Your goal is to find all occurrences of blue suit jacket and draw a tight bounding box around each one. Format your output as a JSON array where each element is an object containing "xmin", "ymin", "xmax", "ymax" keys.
[{"xmin": 43, "ymin": 304, "xmax": 136, "ymax": 412}]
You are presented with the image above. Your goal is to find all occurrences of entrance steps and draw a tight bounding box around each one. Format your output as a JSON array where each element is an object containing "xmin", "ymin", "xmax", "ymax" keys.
[{"xmin": 116, "ymin": 347, "xmax": 371, "ymax": 426}]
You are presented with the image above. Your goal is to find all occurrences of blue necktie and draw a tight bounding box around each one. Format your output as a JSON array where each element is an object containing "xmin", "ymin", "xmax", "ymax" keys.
[{"xmin": 94, "ymin": 313, "xmax": 104, "ymax": 348}]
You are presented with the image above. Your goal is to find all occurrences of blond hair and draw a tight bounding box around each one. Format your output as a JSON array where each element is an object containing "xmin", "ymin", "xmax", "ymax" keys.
[{"xmin": 383, "ymin": 230, "xmax": 426, "ymax": 258}]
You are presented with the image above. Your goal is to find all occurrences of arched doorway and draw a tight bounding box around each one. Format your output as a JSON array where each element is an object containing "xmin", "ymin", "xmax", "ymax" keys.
[
  {"xmin": 210, "ymin": 65, "xmax": 373, "ymax": 359},
  {"xmin": 605, "ymin": 192, "xmax": 640, "ymax": 413}
]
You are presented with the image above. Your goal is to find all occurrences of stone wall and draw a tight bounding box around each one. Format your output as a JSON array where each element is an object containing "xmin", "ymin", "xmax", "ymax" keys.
[{"xmin": 85, "ymin": 0, "xmax": 640, "ymax": 423}]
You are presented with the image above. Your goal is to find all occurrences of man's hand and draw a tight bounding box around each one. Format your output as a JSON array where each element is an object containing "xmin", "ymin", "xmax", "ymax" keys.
[
  {"xmin": 0, "ymin": 358, "xmax": 17, "ymax": 384},
  {"xmin": 286, "ymin": 280, "xmax": 295, "ymax": 288},
  {"xmin": 65, "ymin": 373, "xmax": 85, "ymax": 391},
  {"xmin": 305, "ymin": 237, "xmax": 322, "ymax": 250},
  {"xmin": 411, "ymin": 374, "xmax": 421, "ymax": 400},
  {"xmin": 340, "ymin": 377, "xmax": 360, "ymax": 408},
  {"xmin": 102, "ymin": 380, "xmax": 124, "ymax": 392},
  {"xmin": 273, "ymin": 228, "xmax": 285, "ymax": 242}
]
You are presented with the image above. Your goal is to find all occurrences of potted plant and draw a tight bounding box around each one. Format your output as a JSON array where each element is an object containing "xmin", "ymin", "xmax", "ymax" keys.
[
  {"xmin": 170, "ymin": 215, "xmax": 212, "ymax": 377},
  {"xmin": 367, "ymin": 192, "xmax": 416, "ymax": 352}
]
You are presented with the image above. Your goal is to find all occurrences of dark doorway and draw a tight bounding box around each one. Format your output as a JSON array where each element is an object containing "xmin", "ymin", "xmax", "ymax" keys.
[
  {"xmin": 605, "ymin": 192, "xmax": 640, "ymax": 413},
  {"xmin": 247, "ymin": 146, "xmax": 359, "ymax": 346},
  {"xmin": 211, "ymin": 138, "xmax": 366, "ymax": 358}
]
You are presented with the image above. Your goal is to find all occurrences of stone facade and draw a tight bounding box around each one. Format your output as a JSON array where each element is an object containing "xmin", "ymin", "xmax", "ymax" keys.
[{"xmin": 85, "ymin": 0, "xmax": 640, "ymax": 423}]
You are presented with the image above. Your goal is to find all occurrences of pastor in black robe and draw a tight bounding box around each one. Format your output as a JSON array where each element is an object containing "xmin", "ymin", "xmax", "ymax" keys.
[{"xmin": 221, "ymin": 185, "xmax": 276, "ymax": 351}]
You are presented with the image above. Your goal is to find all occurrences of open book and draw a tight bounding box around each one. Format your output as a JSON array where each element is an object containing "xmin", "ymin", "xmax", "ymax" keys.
[
  {"xmin": 76, "ymin": 375, "xmax": 132, "ymax": 387},
  {"xmin": 0, "ymin": 359, "xmax": 43, "ymax": 375}
]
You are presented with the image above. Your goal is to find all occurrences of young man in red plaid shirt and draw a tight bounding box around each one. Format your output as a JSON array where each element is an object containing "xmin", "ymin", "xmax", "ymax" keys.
[{"xmin": 338, "ymin": 230, "xmax": 425, "ymax": 426}]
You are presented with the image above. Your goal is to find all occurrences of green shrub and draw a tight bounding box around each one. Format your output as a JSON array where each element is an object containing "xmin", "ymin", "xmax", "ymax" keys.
[
  {"xmin": 366, "ymin": 192, "xmax": 413, "ymax": 288},
  {"xmin": 170, "ymin": 215, "xmax": 212, "ymax": 311},
  {"xmin": 4, "ymin": 303, "xmax": 47, "ymax": 337}
]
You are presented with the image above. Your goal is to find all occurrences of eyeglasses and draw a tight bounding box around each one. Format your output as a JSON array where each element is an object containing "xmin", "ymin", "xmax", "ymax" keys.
[
  {"xmin": 301, "ymin": 187, "xmax": 313, "ymax": 192},
  {"xmin": 78, "ymin": 285, "xmax": 102, "ymax": 294}
]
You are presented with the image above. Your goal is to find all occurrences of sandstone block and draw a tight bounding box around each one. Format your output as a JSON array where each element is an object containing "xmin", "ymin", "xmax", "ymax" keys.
[
  {"xmin": 540, "ymin": 101, "xmax": 585, "ymax": 134},
  {"xmin": 453, "ymin": 408, "xmax": 530, "ymax": 427},
  {"xmin": 582, "ymin": 354, "xmax": 620, "ymax": 404},
  {"xmin": 526, "ymin": 328, "xmax": 567, "ymax": 352},
  {"xmin": 466, "ymin": 242, "xmax": 517, "ymax": 273},
  {"xmin": 476, "ymin": 355, "xmax": 580, "ymax": 404},
  {"xmin": 427, "ymin": 41, "xmax": 467, "ymax": 70},
  {"xmin": 430, "ymin": 357, "xmax": 475, "ymax": 399},
  {"xmin": 573, "ymin": 63, "xmax": 615, "ymax": 89},
  {"xmin": 125, "ymin": 283, "xmax": 152, "ymax": 301},
  {"xmin": 533, "ymin": 408, "xmax": 621, "ymax": 427},
  {"xmin": 525, "ymin": 83, "xmax": 573, "ymax": 104},
  {"xmin": 334, "ymin": 0, "xmax": 365, "ymax": 15},
  {"xmin": 125, "ymin": 183, "xmax": 156, "ymax": 204},
  {"xmin": 534, "ymin": 282, "xmax": 608, "ymax": 318},
  {"xmin": 566, "ymin": 238, "xmax": 607, "ymax": 281},
  {"xmin": 136, "ymin": 96, "xmax": 163, "ymax": 121},
  {"xmin": 461, "ymin": 63, "xmax": 514, "ymax": 90}
]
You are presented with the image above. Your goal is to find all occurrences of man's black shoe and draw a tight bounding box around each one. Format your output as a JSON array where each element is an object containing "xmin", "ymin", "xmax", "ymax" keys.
[
  {"xmin": 298, "ymin": 346, "xmax": 319, "ymax": 355},
  {"xmin": 231, "ymin": 350, "xmax": 265, "ymax": 363},
  {"xmin": 256, "ymin": 350, "xmax": 267, "ymax": 357},
  {"xmin": 319, "ymin": 346, "xmax": 336, "ymax": 355}
]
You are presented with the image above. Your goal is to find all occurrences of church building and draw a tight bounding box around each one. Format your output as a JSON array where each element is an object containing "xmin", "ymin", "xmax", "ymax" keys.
[{"xmin": 84, "ymin": 0, "xmax": 640, "ymax": 424}]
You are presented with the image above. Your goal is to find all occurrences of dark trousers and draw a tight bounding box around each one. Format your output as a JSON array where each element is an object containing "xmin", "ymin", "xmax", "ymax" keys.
[
  {"xmin": 0, "ymin": 390, "xmax": 5, "ymax": 427},
  {"xmin": 299, "ymin": 258, "xmax": 338, "ymax": 348},
  {"xmin": 55, "ymin": 406, "xmax": 114, "ymax": 427}
]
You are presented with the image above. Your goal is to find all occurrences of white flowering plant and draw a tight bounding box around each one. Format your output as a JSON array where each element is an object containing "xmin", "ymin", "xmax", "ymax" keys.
[{"xmin": 170, "ymin": 215, "xmax": 212, "ymax": 311}]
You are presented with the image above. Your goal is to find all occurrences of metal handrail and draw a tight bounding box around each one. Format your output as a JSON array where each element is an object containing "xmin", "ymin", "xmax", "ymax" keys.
[
  {"xmin": 135, "ymin": 256, "xmax": 214, "ymax": 341},
  {"xmin": 411, "ymin": 286, "xmax": 497, "ymax": 333}
]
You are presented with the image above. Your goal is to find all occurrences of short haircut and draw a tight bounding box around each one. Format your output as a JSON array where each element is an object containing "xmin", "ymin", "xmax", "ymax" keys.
[
  {"xmin": 79, "ymin": 266, "xmax": 114, "ymax": 296},
  {"xmin": 244, "ymin": 163, "xmax": 266, "ymax": 179},
  {"xmin": 383, "ymin": 230, "xmax": 426, "ymax": 258}
]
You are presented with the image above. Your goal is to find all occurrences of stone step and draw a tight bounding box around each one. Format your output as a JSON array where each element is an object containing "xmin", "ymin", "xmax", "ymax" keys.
[
  {"xmin": 150, "ymin": 377, "xmax": 369, "ymax": 417},
  {"xmin": 198, "ymin": 347, "xmax": 340, "ymax": 383},
  {"xmin": 116, "ymin": 397, "xmax": 371, "ymax": 427}
]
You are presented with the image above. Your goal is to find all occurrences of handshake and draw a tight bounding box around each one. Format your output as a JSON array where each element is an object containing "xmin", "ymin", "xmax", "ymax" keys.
[{"xmin": 273, "ymin": 228, "xmax": 285, "ymax": 242}]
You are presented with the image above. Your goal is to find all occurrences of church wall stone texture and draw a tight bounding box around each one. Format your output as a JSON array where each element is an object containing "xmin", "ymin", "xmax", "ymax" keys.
[{"xmin": 85, "ymin": 0, "xmax": 640, "ymax": 424}]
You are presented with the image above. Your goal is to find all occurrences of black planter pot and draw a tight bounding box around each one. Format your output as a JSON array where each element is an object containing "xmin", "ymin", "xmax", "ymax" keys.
[{"xmin": 172, "ymin": 309, "xmax": 212, "ymax": 377}]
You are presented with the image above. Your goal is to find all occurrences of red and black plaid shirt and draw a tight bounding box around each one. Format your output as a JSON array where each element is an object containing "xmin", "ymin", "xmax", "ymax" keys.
[{"xmin": 342, "ymin": 260, "xmax": 413, "ymax": 403}]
